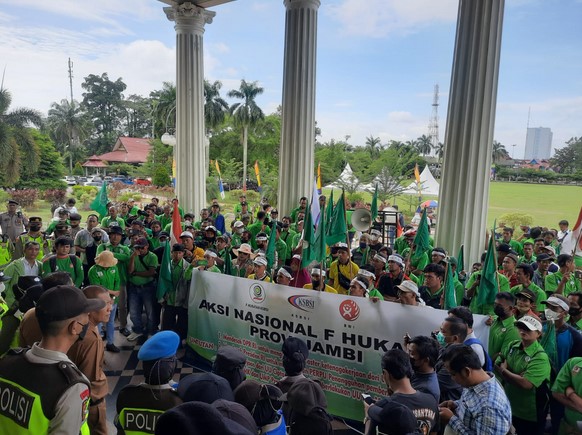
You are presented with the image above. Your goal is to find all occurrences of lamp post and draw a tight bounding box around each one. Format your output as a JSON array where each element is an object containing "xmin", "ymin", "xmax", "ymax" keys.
[{"xmin": 161, "ymin": 106, "xmax": 177, "ymax": 147}]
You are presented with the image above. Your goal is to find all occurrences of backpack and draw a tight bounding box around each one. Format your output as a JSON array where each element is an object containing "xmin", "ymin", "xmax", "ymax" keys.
[
  {"xmin": 287, "ymin": 406, "xmax": 333, "ymax": 435},
  {"xmin": 464, "ymin": 337, "xmax": 493, "ymax": 372}
]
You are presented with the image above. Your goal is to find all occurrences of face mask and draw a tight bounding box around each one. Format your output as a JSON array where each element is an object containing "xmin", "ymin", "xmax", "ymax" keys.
[
  {"xmin": 570, "ymin": 307, "xmax": 582, "ymax": 316},
  {"xmin": 236, "ymin": 228, "xmax": 244, "ymax": 234},
  {"xmin": 93, "ymin": 236, "xmax": 102, "ymax": 242},
  {"xmin": 78, "ymin": 322, "xmax": 90, "ymax": 341},
  {"xmin": 359, "ymin": 242, "xmax": 367, "ymax": 250},
  {"xmin": 545, "ymin": 309, "xmax": 561, "ymax": 322},
  {"xmin": 185, "ymin": 220, "xmax": 192, "ymax": 226},
  {"xmin": 29, "ymin": 224, "xmax": 42, "ymax": 231},
  {"xmin": 493, "ymin": 305, "xmax": 506, "ymax": 318},
  {"xmin": 312, "ymin": 280, "xmax": 320, "ymax": 288},
  {"xmin": 0, "ymin": 282, "xmax": 4, "ymax": 294},
  {"xmin": 436, "ymin": 331, "xmax": 447, "ymax": 347}
]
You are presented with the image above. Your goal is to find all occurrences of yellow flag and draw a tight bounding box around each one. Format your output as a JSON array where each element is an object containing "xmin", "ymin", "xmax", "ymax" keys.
[
  {"xmin": 254, "ymin": 161, "xmax": 262, "ymax": 191},
  {"xmin": 414, "ymin": 163, "xmax": 421, "ymax": 183},
  {"xmin": 317, "ymin": 162, "xmax": 322, "ymax": 191}
]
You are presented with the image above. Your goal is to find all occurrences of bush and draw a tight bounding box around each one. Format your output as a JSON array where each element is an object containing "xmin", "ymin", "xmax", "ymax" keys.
[
  {"xmin": 347, "ymin": 192, "xmax": 365, "ymax": 205},
  {"xmin": 41, "ymin": 189, "xmax": 67, "ymax": 204},
  {"xmin": 10, "ymin": 189, "xmax": 39, "ymax": 207},
  {"xmin": 17, "ymin": 178, "xmax": 67, "ymax": 191},
  {"xmin": 72, "ymin": 185, "xmax": 98, "ymax": 201},
  {"xmin": 499, "ymin": 213, "xmax": 534, "ymax": 236},
  {"xmin": 0, "ymin": 190, "xmax": 10, "ymax": 204},
  {"xmin": 229, "ymin": 189, "xmax": 260, "ymax": 203},
  {"xmin": 153, "ymin": 166, "xmax": 171, "ymax": 187},
  {"xmin": 117, "ymin": 192, "xmax": 142, "ymax": 203}
]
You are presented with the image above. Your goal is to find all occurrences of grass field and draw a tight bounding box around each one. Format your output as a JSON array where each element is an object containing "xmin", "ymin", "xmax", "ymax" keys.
[{"xmin": 19, "ymin": 181, "xmax": 581, "ymax": 231}]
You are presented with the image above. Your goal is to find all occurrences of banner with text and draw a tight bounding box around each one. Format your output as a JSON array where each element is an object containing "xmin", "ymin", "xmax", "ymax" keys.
[{"xmin": 186, "ymin": 270, "xmax": 490, "ymax": 421}]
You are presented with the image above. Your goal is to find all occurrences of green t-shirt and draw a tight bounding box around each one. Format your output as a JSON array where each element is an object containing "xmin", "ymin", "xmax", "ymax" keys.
[
  {"xmin": 497, "ymin": 340, "xmax": 551, "ymax": 422},
  {"xmin": 101, "ymin": 216, "xmax": 126, "ymax": 229},
  {"xmin": 552, "ymin": 357, "xmax": 582, "ymax": 427},
  {"xmin": 96, "ymin": 243, "xmax": 130, "ymax": 285},
  {"xmin": 88, "ymin": 264, "xmax": 120, "ymax": 291},
  {"xmin": 488, "ymin": 315, "xmax": 521, "ymax": 361},
  {"xmin": 166, "ymin": 259, "xmax": 193, "ymax": 305},
  {"xmin": 545, "ymin": 271, "xmax": 581, "ymax": 296},
  {"xmin": 129, "ymin": 252, "xmax": 158, "ymax": 286},
  {"xmin": 42, "ymin": 255, "xmax": 84, "ymax": 287},
  {"xmin": 156, "ymin": 214, "xmax": 173, "ymax": 230},
  {"xmin": 511, "ymin": 282, "xmax": 547, "ymax": 313}
]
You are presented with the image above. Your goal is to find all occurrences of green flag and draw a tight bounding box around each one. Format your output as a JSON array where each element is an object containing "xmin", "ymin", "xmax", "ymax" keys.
[
  {"xmin": 313, "ymin": 206, "xmax": 327, "ymax": 266},
  {"xmin": 477, "ymin": 230, "xmax": 499, "ymax": 306},
  {"xmin": 90, "ymin": 182, "xmax": 109, "ymax": 217},
  {"xmin": 443, "ymin": 262, "xmax": 457, "ymax": 310},
  {"xmin": 371, "ymin": 184, "xmax": 378, "ymax": 221},
  {"xmin": 457, "ymin": 244, "xmax": 465, "ymax": 273},
  {"xmin": 224, "ymin": 250, "xmax": 233, "ymax": 276},
  {"xmin": 265, "ymin": 220, "xmax": 277, "ymax": 271},
  {"xmin": 540, "ymin": 319, "xmax": 558, "ymax": 371},
  {"xmin": 301, "ymin": 203, "xmax": 315, "ymax": 269},
  {"xmin": 156, "ymin": 241, "xmax": 172, "ymax": 300},
  {"xmin": 325, "ymin": 189, "xmax": 334, "ymax": 226},
  {"xmin": 326, "ymin": 190, "xmax": 347, "ymax": 246},
  {"xmin": 412, "ymin": 208, "xmax": 430, "ymax": 262}
]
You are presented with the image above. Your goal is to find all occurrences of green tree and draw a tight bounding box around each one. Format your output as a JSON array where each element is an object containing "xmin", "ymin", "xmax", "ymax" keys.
[
  {"xmin": 150, "ymin": 82, "xmax": 176, "ymax": 139},
  {"xmin": 492, "ymin": 140, "xmax": 509, "ymax": 163},
  {"xmin": 141, "ymin": 139, "xmax": 172, "ymax": 180},
  {"xmin": 204, "ymin": 80, "xmax": 229, "ymax": 135},
  {"xmin": 81, "ymin": 73, "xmax": 127, "ymax": 155},
  {"xmin": 364, "ymin": 135, "xmax": 382, "ymax": 158},
  {"xmin": 0, "ymin": 87, "xmax": 42, "ymax": 185},
  {"xmin": 16, "ymin": 130, "xmax": 66, "ymax": 190},
  {"xmin": 227, "ymin": 80, "xmax": 265, "ymax": 191},
  {"xmin": 47, "ymin": 98, "xmax": 89, "ymax": 174},
  {"xmin": 415, "ymin": 134, "xmax": 433, "ymax": 155},
  {"xmin": 152, "ymin": 165, "xmax": 171, "ymax": 187},
  {"xmin": 551, "ymin": 137, "xmax": 582, "ymax": 173},
  {"xmin": 366, "ymin": 147, "xmax": 417, "ymax": 200},
  {"xmin": 124, "ymin": 94, "xmax": 152, "ymax": 138}
]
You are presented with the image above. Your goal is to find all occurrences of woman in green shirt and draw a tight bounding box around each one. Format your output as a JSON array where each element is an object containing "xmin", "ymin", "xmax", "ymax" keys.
[{"xmin": 495, "ymin": 315, "xmax": 551, "ymax": 435}]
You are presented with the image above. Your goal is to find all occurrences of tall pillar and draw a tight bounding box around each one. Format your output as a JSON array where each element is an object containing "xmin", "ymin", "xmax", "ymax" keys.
[
  {"xmin": 435, "ymin": 0, "xmax": 505, "ymax": 265},
  {"xmin": 164, "ymin": 2, "xmax": 215, "ymax": 214},
  {"xmin": 278, "ymin": 0, "xmax": 320, "ymax": 216}
]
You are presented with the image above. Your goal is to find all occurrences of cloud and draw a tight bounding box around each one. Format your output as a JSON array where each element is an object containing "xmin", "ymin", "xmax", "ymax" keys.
[{"xmin": 325, "ymin": 0, "xmax": 458, "ymax": 38}]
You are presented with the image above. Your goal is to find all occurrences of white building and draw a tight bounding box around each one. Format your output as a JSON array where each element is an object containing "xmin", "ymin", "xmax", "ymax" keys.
[{"xmin": 524, "ymin": 127, "xmax": 553, "ymax": 160}]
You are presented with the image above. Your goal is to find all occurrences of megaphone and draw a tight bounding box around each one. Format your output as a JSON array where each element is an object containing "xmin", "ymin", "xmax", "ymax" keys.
[{"xmin": 351, "ymin": 208, "xmax": 372, "ymax": 231}]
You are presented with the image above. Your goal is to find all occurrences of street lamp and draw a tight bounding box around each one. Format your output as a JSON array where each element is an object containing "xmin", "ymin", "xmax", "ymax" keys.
[{"xmin": 161, "ymin": 106, "xmax": 177, "ymax": 146}]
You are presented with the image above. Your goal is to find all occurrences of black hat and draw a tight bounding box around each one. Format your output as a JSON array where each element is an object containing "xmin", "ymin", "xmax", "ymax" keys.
[
  {"xmin": 28, "ymin": 216, "xmax": 42, "ymax": 223},
  {"xmin": 7, "ymin": 200, "xmax": 19, "ymax": 205},
  {"xmin": 17, "ymin": 284, "xmax": 44, "ymax": 312},
  {"xmin": 158, "ymin": 231, "xmax": 170, "ymax": 239},
  {"xmin": 213, "ymin": 399, "xmax": 257, "ymax": 434},
  {"xmin": 536, "ymin": 253, "xmax": 552, "ymax": 262},
  {"xmin": 282, "ymin": 336, "xmax": 309, "ymax": 360},
  {"xmin": 368, "ymin": 400, "xmax": 418, "ymax": 434},
  {"xmin": 36, "ymin": 285, "xmax": 106, "ymax": 324},
  {"xmin": 155, "ymin": 401, "xmax": 254, "ymax": 435},
  {"xmin": 233, "ymin": 380, "xmax": 283, "ymax": 410},
  {"xmin": 16, "ymin": 275, "xmax": 41, "ymax": 291},
  {"xmin": 134, "ymin": 238, "xmax": 149, "ymax": 248},
  {"xmin": 178, "ymin": 373, "xmax": 234, "ymax": 404},
  {"xmin": 496, "ymin": 243, "xmax": 511, "ymax": 253},
  {"xmin": 69, "ymin": 213, "xmax": 82, "ymax": 221},
  {"xmin": 515, "ymin": 288, "xmax": 537, "ymax": 302},
  {"xmin": 212, "ymin": 346, "xmax": 247, "ymax": 390},
  {"xmin": 108, "ymin": 225, "xmax": 124, "ymax": 235}
]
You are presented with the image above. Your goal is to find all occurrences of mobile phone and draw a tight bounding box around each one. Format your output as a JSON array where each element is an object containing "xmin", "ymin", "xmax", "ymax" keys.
[
  {"xmin": 361, "ymin": 393, "xmax": 375, "ymax": 405},
  {"xmin": 197, "ymin": 259, "xmax": 208, "ymax": 267}
]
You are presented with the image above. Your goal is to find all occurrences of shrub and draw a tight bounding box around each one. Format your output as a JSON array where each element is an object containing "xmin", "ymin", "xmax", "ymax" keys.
[
  {"xmin": 118, "ymin": 192, "xmax": 142, "ymax": 203},
  {"xmin": 229, "ymin": 189, "xmax": 260, "ymax": 203},
  {"xmin": 498, "ymin": 213, "xmax": 534, "ymax": 236},
  {"xmin": 0, "ymin": 190, "xmax": 10, "ymax": 204},
  {"xmin": 72, "ymin": 185, "xmax": 98, "ymax": 201},
  {"xmin": 41, "ymin": 189, "xmax": 67, "ymax": 204},
  {"xmin": 10, "ymin": 189, "xmax": 39, "ymax": 207},
  {"xmin": 73, "ymin": 162, "xmax": 84, "ymax": 176},
  {"xmin": 153, "ymin": 166, "xmax": 171, "ymax": 187}
]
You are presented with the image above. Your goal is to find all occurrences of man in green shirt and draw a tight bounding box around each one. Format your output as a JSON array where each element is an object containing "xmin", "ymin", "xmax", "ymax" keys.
[
  {"xmin": 97, "ymin": 226, "xmax": 131, "ymax": 337},
  {"xmin": 156, "ymin": 204, "xmax": 173, "ymax": 230},
  {"xmin": 501, "ymin": 227, "xmax": 524, "ymax": 256},
  {"xmin": 101, "ymin": 206, "xmax": 126, "ymax": 229},
  {"xmin": 489, "ymin": 292, "xmax": 521, "ymax": 362},
  {"xmin": 494, "ymin": 315, "xmax": 551, "ymax": 435},
  {"xmin": 42, "ymin": 236, "xmax": 84, "ymax": 287},
  {"xmin": 546, "ymin": 254, "xmax": 581, "ymax": 297},
  {"xmin": 290, "ymin": 197, "xmax": 307, "ymax": 223},
  {"xmin": 161, "ymin": 243, "xmax": 192, "ymax": 341},
  {"xmin": 552, "ymin": 357, "xmax": 582, "ymax": 433},
  {"xmin": 127, "ymin": 238, "xmax": 158, "ymax": 342},
  {"xmin": 511, "ymin": 263, "xmax": 547, "ymax": 312},
  {"xmin": 520, "ymin": 241, "xmax": 537, "ymax": 266},
  {"xmin": 467, "ymin": 266, "xmax": 510, "ymax": 316}
]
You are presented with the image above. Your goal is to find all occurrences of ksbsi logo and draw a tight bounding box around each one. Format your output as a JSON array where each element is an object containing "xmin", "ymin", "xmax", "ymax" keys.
[
  {"xmin": 249, "ymin": 284, "xmax": 266, "ymax": 303},
  {"xmin": 339, "ymin": 299, "xmax": 360, "ymax": 321}
]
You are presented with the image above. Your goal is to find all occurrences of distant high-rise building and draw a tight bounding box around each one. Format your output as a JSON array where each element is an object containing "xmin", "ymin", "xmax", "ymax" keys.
[{"xmin": 524, "ymin": 127, "xmax": 552, "ymax": 160}]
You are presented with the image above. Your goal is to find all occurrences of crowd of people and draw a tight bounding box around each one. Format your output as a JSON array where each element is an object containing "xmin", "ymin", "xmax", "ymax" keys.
[{"xmin": 0, "ymin": 193, "xmax": 581, "ymax": 434}]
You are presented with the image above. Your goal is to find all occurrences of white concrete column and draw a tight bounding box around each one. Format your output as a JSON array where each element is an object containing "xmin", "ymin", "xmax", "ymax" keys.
[
  {"xmin": 278, "ymin": 0, "xmax": 320, "ymax": 216},
  {"xmin": 164, "ymin": 2, "xmax": 215, "ymax": 214},
  {"xmin": 435, "ymin": 0, "xmax": 505, "ymax": 265}
]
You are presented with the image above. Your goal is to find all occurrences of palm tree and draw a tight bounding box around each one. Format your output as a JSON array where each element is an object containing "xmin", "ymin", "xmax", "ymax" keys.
[
  {"xmin": 416, "ymin": 134, "xmax": 433, "ymax": 155},
  {"xmin": 492, "ymin": 140, "xmax": 509, "ymax": 163},
  {"xmin": 227, "ymin": 80, "xmax": 264, "ymax": 191},
  {"xmin": 150, "ymin": 82, "xmax": 176, "ymax": 138},
  {"xmin": 47, "ymin": 99, "xmax": 88, "ymax": 174},
  {"xmin": 0, "ymin": 87, "xmax": 42, "ymax": 185},
  {"xmin": 434, "ymin": 142, "xmax": 445, "ymax": 161},
  {"xmin": 204, "ymin": 80, "xmax": 229, "ymax": 135},
  {"xmin": 364, "ymin": 135, "xmax": 382, "ymax": 158}
]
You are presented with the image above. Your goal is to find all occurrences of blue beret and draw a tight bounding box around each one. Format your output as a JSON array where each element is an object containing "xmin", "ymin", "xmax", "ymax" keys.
[{"xmin": 138, "ymin": 331, "xmax": 180, "ymax": 361}]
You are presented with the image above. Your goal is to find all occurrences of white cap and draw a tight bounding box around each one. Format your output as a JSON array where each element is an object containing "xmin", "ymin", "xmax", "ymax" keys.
[
  {"xmin": 277, "ymin": 267, "xmax": 292, "ymax": 279},
  {"xmin": 233, "ymin": 221, "xmax": 244, "ymax": 228},
  {"xmin": 358, "ymin": 269, "xmax": 376, "ymax": 280},
  {"xmin": 180, "ymin": 231, "xmax": 194, "ymax": 239},
  {"xmin": 291, "ymin": 254, "xmax": 301, "ymax": 262},
  {"xmin": 203, "ymin": 250, "xmax": 217, "ymax": 258},
  {"xmin": 370, "ymin": 229, "xmax": 381, "ymax": 237},
  {"xmin": 350, "ymin": 278, "xmax": 368, "ymax": 292},
  {"xmin": 336, "ymin": 242, "xmax": 349, "ymax": 250},
  {"xmin": 543, "ymin": 296, "xmax": 570, "ymax": 312},
  {"xmin": 311, "ymin": 268, "xmax": 326, "ymax": 277},
  {"xmin": 373, "ymin": 254, "xmax": 387, "ymax": 264},
  {"xmin": 515, "ymin": 315, "xmax": 543, "ymax": 332},
  {"xmin": 205, "ymin": 225, "xmax": 217, "ymax": 232},
  {"xmin": 256, "ymin": 235, "xmax": 268, "ymax": 242},
  {"xmin": 253, "ymin": 256, "xmax": 268, "ymax": 266},
  {"xmin": 396, "ymin": 280, "xmax": 420, "ymax": 297}
]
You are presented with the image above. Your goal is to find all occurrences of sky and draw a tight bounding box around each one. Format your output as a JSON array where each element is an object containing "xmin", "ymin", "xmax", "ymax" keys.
[{"xmin": 0, "ymin": 0, "xmax": 581, "ymax": 159}]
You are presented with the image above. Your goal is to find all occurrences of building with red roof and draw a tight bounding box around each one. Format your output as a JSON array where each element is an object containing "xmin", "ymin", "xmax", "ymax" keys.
[{"xmin": 97, "ymin": 137, "xmax": 152, "ymax": 164}]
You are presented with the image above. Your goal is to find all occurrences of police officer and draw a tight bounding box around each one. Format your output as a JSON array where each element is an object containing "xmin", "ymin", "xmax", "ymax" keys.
[
  {"xmin": 115, "ymin": 330, "xmax": 182, "ymax": 434},
  {"xmin": 0, "ymin": 284, "xmax": 105, "ymax": 434},
  {"xmin": 13, "ymin": 217, "xmax": 51, "ymax": 261},
  {"xmin": 0, "ymin": 200, "xmax": 28, "ymax": 242}
]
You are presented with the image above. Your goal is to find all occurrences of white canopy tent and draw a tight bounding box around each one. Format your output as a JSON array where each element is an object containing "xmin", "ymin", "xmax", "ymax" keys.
[{"xmin": 403, "ymin": 166, "xmax": 440, "ymax": 196}]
